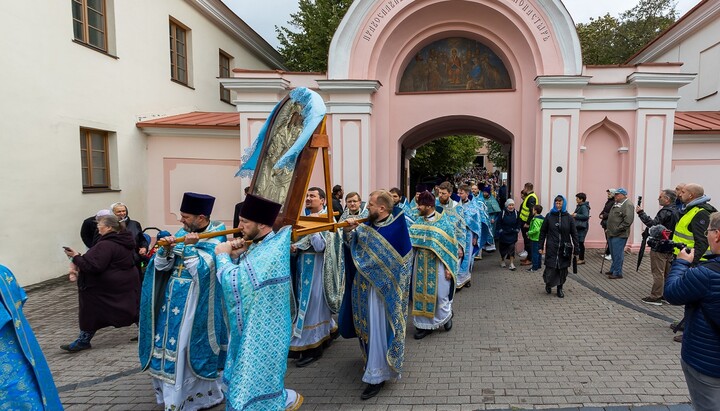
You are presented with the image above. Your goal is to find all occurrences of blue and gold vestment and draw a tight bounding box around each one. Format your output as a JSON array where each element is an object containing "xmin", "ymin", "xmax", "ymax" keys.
[
  {"xmin": 409, "ymin": 212, "xmax": 459, "ymax": 318},
  {"xmin": 340, "ymin": 209, "xmax": 413, "ymax": 374},
  {"xmin": 139, "ymin": 221, "xmax": 228, "ymax": 383},
  {"xmin": 0, "ymin": 264, "xmax": 62, "ymax": 411},
  {"xmin": 217, "ymin": 227, "xmax": 294, "ymax": 411}
]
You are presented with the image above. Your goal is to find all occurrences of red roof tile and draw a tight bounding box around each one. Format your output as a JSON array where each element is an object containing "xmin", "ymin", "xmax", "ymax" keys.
[
  {"xmin": 136, "ymin": 112, "xmax": 239, "ymax": 130},
  {"xmin": 675, "ymin": 111, "xmax": 720, "ymax": 134}
]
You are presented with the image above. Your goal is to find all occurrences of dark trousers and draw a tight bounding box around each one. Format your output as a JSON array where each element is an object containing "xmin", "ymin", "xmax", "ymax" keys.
[
  {"xmin": 521, "ymin": 222, "xmax": 531, "ymax": 258},
  {"xmin": 578, "ymin": 241, "xmax": 585, "ymax": 260}
]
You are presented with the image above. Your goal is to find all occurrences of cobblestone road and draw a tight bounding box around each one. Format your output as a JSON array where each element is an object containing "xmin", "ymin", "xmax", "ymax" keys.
[{"xmin": 22, "ymin": 250, "xmax": 692, "ymax": 410}]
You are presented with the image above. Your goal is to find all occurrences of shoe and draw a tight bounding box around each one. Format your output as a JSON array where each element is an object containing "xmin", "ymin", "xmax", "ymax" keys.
[
  {"xmin": 465, "ymin": 281, "xmax": 471, "ymax": 288},
  {"xmin": 60, "ymin": 341, "xmax": 92, "ymax": 353},
  {"xmin": 605, "ymin": 271, "xmax": 613, "ymax": 275},
  {"xmin": 130, "ymin": 336, "xmax": 139, "ymax": 342},
  {"xmin": 673, "ymin": 334, "xmax": 683, "ymax": 343},
  {"xmin": 360, "ymin": 382, "xmax": 384, "ymax": 400},
  {"xmin": 557, "ymin": 288, "xmax": 565, "ymax": 298},
  {"xmin": 520, "ymin": 260, "xmax": 531, "ymax": 266},
  {"xmin": 413, "ymin": 328, "xmax": 433, "ymax": 340},
  {"xmin": 444, "ymin": 318, "xmax": 453, "ymax": 331},
  {"xmin": 641, "ymin": 297, "xmax": 663, "ymax": 306},
  {"xmin": 527, "ymin": 268, "xmax": 537, "ymax": 272},
  {"xmin": 604, "ymin": 254, "xmax": 612, "ymax": 261},
  {"xmin": 509, "ymin": 264, "xmax": 516, "ymax": 271},
  {"xmin": 545, "ymin": 284, "xmax": 552, "ymax": 294},
  {"xmin": 576, "ymin": 259, "xmax": 585, "ymax": 265},
  {"xmin": 607, "ymin": 274, "xmax": 623, "ymax": 279},
  {"xmin": 474, "ymin": 255, "xmax": 481, "ymax": 260},
  {"xmin": 661, "ymin": 297, "xmax": 669, "ymax": 304},
  {"xmin": 296, "ymin": 355, "xmax": 319, "ymax": 368},
  {"xmin": 500, "ymin": 262, "xmax": 507, "ymax": 268},
  {"xmin": 670, "ymin": 320, "xmax": 685, "ymax": 331}
]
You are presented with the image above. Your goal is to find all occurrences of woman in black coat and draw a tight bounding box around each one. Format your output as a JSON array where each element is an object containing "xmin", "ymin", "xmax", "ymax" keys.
[
  {"xmin": 63, "ymin": 214, "xmax": 141, "ymax": 352},
  {"xmin": 539, "ymin": 195, "xmax": 579, "ymax": 298}
]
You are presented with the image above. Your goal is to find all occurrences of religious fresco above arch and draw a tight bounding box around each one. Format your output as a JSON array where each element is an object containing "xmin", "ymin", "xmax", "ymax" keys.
[{"xmin": 398, "ymin": 37, "xmax": 512, "ymax": 93}]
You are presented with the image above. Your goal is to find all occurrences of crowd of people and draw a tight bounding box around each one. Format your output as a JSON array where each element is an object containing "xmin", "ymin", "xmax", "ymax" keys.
[{"xmin": 1, "ymin": 177, "xmax": 719, "ymax": 410}]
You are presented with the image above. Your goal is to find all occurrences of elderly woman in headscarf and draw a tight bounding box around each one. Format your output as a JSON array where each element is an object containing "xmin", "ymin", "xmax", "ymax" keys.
[
  {"xmin": 62, "ymin": 214, "xmax": 141, "ymax": 351},
  {"xmin": 496, "ymin": 198, "xmax": 522, "ymax": 271},
  {"xmin": 538, "ymin": 195, "xmax": 579, "ymax": 298}
]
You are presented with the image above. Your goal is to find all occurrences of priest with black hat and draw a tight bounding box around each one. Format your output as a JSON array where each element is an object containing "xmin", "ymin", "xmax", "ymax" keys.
[
  {"xmin": 139, "ymin": 192, "xmax": 229, "ymax": 411},
  {"xmin": 215, "ymin": 193, "xmax": 304, "ymax": 411}
]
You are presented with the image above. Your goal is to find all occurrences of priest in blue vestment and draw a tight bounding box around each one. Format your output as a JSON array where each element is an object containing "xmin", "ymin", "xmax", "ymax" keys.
[
  {"xmin": 0, "ymin": 264, "xmax": 62, "ymax": 410},
  {"xmin": 410, "ymin": 191, "xmax": 460, "ymax": 340},
  {"xmin": 456, "ymin": 184, "xmax": 482, "ymax": 289},
  {"xmin": 289, "ymin": 187, "xmax": 341, "ymax": 367},
  {"xmin": 340, "ymin": 190, "xmax": 413, "ymax": 400},
  {"xmin": 139, "ymin": 192, "xmax": 228, "ymax": 411},
  {"xmin": 215, "ymin": 194, "xmax": 303, "ymax": 411}
]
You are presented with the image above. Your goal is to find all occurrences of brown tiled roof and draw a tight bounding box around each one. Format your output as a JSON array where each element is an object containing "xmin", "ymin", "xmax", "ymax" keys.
[
  {"xmin": 675, "ymin": 111, "xmax": 720, "ymax": 134},
  {"xmin": 136, "ymin": 112, "xmax": 239, "ymax": 130}
]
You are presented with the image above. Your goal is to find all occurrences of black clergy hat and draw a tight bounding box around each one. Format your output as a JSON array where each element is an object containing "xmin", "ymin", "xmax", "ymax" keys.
[
  {"xmin": 239, "ymin": 194, "xmax": 281, "ymax": 226},
  {"xmin": 415, "ymin": 183, "xmax": 428, "ymax": 193},
  {"xmin": 417, "ymin": 191, "xmax": 435, "ymax": 207},
  {"xmin": 180, "ymin": 192, "xmax": 215, "ymax": 216}
]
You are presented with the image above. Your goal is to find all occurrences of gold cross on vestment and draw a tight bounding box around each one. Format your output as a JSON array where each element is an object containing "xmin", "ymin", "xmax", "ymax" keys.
[{"xmin": 176, "ymin": 262, "xmax": 184, "ymax": 276}]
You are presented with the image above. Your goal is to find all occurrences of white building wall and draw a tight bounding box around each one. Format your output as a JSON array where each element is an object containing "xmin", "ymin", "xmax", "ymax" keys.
[{"xmin": 0, "ymin": 0, "xmax": 277, "ymax": 284}]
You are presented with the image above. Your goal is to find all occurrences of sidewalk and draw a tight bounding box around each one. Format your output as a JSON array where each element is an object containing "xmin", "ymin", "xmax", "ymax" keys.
[{"xmin": 23, "ymin": 248, "xmax": 690, "ymax": 410}]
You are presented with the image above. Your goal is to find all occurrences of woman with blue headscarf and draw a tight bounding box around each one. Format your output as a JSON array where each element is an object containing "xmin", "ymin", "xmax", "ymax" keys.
[{"xmin": 538, "ymin": 195, "xmax": 579, "ymax": 298}]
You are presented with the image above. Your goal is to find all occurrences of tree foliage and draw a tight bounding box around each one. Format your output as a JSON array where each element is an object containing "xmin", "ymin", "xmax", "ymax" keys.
[
  {"xmin": 276, "ymin": 0, "xmax": 353, "ymax": 72},
  {"xmin": 577, "ymin": 0, "xmax": 677, "ymax": 65},
  {"xmin": 410, "ymin": 135, "xmax": 481, "ymax": 180},
  {"xmin": 483, "ymin": 140, "xmax": 508, "ymax": 171}
]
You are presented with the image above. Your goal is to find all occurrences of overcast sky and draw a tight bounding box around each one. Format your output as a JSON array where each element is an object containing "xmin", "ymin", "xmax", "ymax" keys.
[{"xmin": 223, "ymin": 0, "xmax": 699, "ymax": 49}]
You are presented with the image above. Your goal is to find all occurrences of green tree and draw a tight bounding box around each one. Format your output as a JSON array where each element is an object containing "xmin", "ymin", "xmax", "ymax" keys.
[
  {"xmin": 577, "ymin": 0, "xmax": 677, "ymax": 65},
  {"xmin": 410, "ymin": 135, "xmax": 481, "ymax": 180},
  {"xmin": 276, "ymin": 0, "xmax": 353, "ymax": 72},
  {"xmin": 483, "ymin": 140, "xmax": 508, "ymax": 171}
]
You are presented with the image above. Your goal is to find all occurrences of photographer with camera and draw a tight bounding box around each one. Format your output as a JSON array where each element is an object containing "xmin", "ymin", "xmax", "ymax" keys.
[
  {"xmin": 636, "ymin": 189, "xmax": 679, "ymax": 305},
  {"xmin": 664, "ymin": 211, "xmax": 720, "ymax": 411}
]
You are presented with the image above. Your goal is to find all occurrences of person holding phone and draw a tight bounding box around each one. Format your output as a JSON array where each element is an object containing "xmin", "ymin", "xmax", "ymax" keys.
[{"xmin": 62, "ymin": 214, "xmax": 140, "ymax": 352}]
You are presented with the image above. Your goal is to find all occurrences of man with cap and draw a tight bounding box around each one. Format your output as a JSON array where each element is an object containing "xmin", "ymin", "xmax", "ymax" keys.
[
  {"xmin": 214, "ymin": 194, "xmax": 303, "ymax": 411},
  {"xmin": 341, "ymin": 190, "xmax": 413, "ymax": 400},
  {"xmin": 409, "ymin": 190, "xmax": 459, "ymax": 339},
  {"xmin": 139, "ymin": 192, "xmax": 228, "ymax": 411},
  {"xmin": 605, "ymin": 188, "xmax": 634, "ymax": 279}
]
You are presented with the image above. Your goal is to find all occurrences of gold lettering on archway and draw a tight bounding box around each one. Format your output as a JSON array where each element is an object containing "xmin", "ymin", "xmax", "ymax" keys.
[
  {"xmin": 361, "ymin": 0, "xmax": 552, "ymax": 43},
  {"xmin": 507, "ymin": 0, "xmax": 552, "ymax": 41}
]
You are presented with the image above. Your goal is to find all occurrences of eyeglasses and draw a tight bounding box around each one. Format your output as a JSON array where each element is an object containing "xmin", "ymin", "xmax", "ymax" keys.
[{"xmin": 705, "ymin": 228, "xmax": 719, "ymax": 236}]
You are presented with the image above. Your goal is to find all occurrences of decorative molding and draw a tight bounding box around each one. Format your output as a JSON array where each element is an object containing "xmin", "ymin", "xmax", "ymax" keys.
[
  {"xmin": 538, "ymin": 97, "xmax": 584, "ymax": 109},
  {"xmin": 627, "ymin": 72, "xmax": 696, "ymax": 88},
  {"xmin": 673, "ymin": 133, "xmax": 720, "ymax": 144},
  {"xmin": 579, "ymin": 145, "xmax": 586, "ymax": 152},
  {"xmin": 317, "ymin": 80, "xmax": 382, "ymax": 93},
  {"xmin": 535, "ymin": 76, "xmax": 591, "ymax": 88},
  {"xmin": 233, "ymin": 102, "xmax": 281, "ymax": 113},
  {"xmin": 220, "ymin": 78, "xmax": 290, "ymax": 93},
  {"xmin": 618, "ymin": 147, "xmax": 629, "ymax": 153}
]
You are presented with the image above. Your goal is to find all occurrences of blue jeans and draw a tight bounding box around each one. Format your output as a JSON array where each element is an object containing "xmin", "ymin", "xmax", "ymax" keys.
[
  {"xmin": 608, "ymin": 236, "xmax": 628, "ymax": 276},
  {"xmin": 682, "ymin": 358, "xmax": 720, "ymax": 411},
  {"xmin": 530, "ymin": 240, "xmax": 541, "ymax": 270}
]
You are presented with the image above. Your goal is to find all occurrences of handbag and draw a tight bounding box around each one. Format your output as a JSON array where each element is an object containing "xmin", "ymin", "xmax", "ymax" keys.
[{"xmin": 561, "ymin": 242, "xmax": 574, "ymax": 258}]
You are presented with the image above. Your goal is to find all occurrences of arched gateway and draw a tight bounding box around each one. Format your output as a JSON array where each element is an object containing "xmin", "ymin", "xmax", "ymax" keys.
[{"xmin": 225, "ymin": 0, "xmax": 692, "ymax": 247}]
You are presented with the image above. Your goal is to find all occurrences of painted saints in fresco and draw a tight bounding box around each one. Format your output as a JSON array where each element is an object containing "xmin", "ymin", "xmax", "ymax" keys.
[
  {"xmin": 252, "ymin": 101, "xmax": 304, "ymax": 210},
  {"xmin": 399, "ymin": 37, "xmax": 512, "ymax": 92}
]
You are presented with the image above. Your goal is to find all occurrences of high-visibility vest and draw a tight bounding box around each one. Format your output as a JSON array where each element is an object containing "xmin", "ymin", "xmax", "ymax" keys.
[
  {"xmin": 520, "ymin": 192, "xmax": 538, "ymax": 222},
  {"xmin": 672, "ymin": 205, "xmax": 710, "ymax": 259}
]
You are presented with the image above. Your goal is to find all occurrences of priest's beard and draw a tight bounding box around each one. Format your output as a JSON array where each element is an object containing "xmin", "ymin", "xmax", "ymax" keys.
[{"xmin": 368, "ymin": 210, "xmax": 380, "ymax": 224}]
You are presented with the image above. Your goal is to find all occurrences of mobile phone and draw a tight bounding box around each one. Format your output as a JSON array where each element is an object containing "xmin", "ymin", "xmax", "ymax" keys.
[
  {"xmin": 637, "ymin": 196, "xmax": 642, "ymax": 207},
  {"xmin": 62, "ymin": 246, "xmax": 71, "ymax": 251}
]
